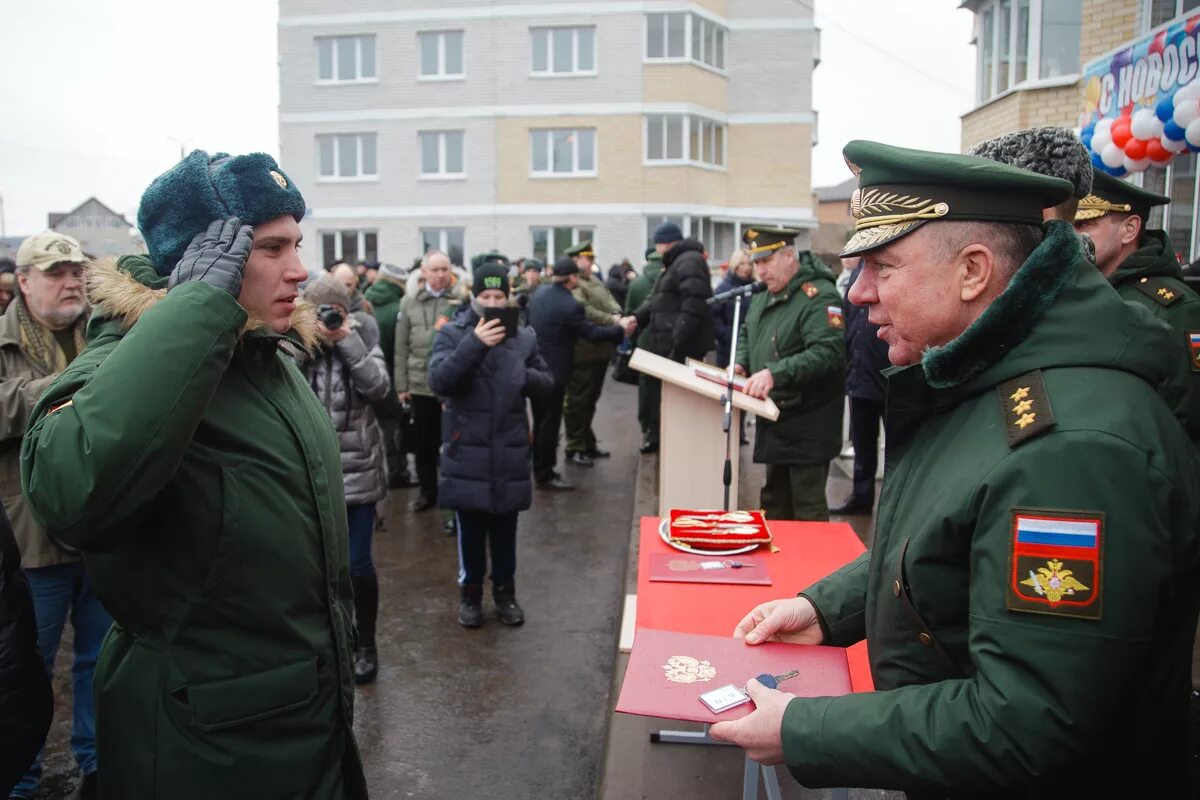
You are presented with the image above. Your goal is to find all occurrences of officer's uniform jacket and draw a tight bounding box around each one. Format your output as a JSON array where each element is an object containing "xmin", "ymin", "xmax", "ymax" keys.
[
  {"xmin": 1108, "ymin": 228, "xmax": 1200, "ymax": 448},
  {"xmin": 735, "ymin": 252, "xmax": 846, "ymax": 466},
  {"xmin": 781, "ymin": 223, "xmax": 1200, "ymax": 797}
]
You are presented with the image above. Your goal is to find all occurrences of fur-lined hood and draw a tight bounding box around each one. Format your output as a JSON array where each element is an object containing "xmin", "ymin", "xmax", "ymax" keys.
[{"xmin": 87, "ymin": 255, "xmax": 322, "ymax": 352}]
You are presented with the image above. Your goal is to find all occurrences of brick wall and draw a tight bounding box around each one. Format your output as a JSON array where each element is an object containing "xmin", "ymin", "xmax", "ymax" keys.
[{"xmin": 1080, "ymin": 0, "xmax": 1137, "ymax": 64}]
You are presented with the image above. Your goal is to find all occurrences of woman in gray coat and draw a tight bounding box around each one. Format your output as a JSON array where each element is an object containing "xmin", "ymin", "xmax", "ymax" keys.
[{"xmin": 298, "ymin": 275, "xmax": 390, "ymax": 684}]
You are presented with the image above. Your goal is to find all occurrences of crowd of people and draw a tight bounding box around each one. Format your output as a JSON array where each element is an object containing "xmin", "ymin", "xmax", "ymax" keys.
[{"xmin": 2, "ymin": 124, "xmax": 1200, "ymax": 798}]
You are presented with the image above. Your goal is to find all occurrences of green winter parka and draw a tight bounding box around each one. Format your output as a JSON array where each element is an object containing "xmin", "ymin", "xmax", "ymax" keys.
[
  {"xmin": 781, "ymin": 222, "xmax": 1200, "ymax": 797},
  {"xmin": 735, "ymin": 252, "xmax": 846, "ymax": 465},
  {"xmin": 19, "ymin": 257, "xmax": 367, "ymax": 800},
  {"xmin": 1108, "ymin": 228, "xmax": 1200, "ymax": 448}
]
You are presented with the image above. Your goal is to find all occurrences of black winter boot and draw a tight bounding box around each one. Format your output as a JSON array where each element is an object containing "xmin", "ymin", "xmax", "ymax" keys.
[
  {"xmin": 493, "ymin": 584, "xmax": 526, "ymax": 626},
  {"xmin": 459, "ymin": 584, "xmax": 484, "ymax": 628},
  {"xmin": 351, "ymin": 575, "xmax": 379, "ymax": 685}
]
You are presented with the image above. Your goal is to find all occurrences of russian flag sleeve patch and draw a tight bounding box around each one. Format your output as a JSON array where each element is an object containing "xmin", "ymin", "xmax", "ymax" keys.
[{"xmin": 1007, "ymin": 509, "xmax": 1103, "ymax": 620}]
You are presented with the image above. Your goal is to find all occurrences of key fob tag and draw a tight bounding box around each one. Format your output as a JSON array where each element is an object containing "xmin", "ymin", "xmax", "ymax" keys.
[{"xmin": 699, "ymin": 684, "xmax": 751, "ymax": 713}]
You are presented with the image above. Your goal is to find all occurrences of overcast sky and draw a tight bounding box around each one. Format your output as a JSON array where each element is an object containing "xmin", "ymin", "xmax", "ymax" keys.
[{"xmin": 0, "ymin": 0, "xmax": 976, "ymax": 237}]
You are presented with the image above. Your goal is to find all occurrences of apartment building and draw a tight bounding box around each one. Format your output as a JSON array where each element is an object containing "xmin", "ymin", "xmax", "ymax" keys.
[
  {"xmin": 278, "ymin": 1, "xmax": 820, "ymax": 272},
  {"xmin": 961, "ymin": 0, "xmax": 1200, "ymax": 262}
]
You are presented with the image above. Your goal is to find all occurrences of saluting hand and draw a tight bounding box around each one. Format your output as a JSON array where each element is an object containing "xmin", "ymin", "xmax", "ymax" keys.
[
  {"xmin": 474, "ymin": 317, "xmax": 506, "ymax": 347},
  {"xmin": 708, "ymin": 679, "xmax": 792, "ymax": 764},
  {"xmin": 732, "ymin": 596, "xmax": 824, "ymax": 645}
]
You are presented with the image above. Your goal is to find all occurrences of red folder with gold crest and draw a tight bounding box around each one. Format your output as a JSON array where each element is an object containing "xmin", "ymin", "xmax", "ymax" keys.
[{"xmin": 615, "ymin": 628, "xmax": 853, "ymax": 724}]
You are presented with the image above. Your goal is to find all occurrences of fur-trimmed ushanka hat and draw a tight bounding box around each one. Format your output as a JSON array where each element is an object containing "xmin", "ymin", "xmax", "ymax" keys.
[
  {"xmin": 968, "ymin": 127, "xmax": 1093, "ymax": 200},
  {"xmin": 138, "ymin": 150, "xmax": 307, "ymax": 275}
]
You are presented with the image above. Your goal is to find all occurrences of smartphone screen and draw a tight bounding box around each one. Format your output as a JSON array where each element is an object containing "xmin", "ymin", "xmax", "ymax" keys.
[{"xmin": 483, "ymin": 306, "xmax": 518, "ymax": 339}]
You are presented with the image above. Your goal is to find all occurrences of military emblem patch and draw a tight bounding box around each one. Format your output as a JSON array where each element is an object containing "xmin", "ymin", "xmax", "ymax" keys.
[
  {"xmin": 826, "ymin": 305, "xmax": 844, "ymax": 328},
  {"xmin": 802, "ymin": 281, "xmax": 819, "ymax": 298},
  {"xmin": 1007, "ymin": 509, "xmax": 1103, "ymax": 620},
  {"xmin": 1189, "ymin": 332, "xmax": 1200, "ymax": 373}
]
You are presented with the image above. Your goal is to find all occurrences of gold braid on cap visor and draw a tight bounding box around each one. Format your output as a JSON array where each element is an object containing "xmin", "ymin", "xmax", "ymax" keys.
[
  {"xmin": 747, "ymin": 241, "xmax": 787, "ymax": 256},
  {"xmin": 1074, "ymin": 194, "xmax": 1132, "ymax": 222},
  {"xmin": 850, "ymin": 188, "xmax": 951, "ymax": 230}
]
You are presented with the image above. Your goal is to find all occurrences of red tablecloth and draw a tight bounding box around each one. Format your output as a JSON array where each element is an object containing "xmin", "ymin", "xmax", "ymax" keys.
[{"xmin": 636, "ymin": 517, "xmax": 874, "ymax": 692}]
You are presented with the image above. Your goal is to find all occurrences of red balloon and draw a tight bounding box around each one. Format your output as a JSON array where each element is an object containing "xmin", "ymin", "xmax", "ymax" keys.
[
  {"xmin": 1111, "ymin": 118, "xmax": 1133, "ymax": 148},
  {"xmin": 1125, "ymin": 137, "xmax": 1149, "ymax": 160},
  {"xmin": 1147, "ymin": 138, "xmax": 1174, "ymax": 164},
  {"xmin": 1150, "ymin": 30, "xmax": 1166, "ymax": 56}
]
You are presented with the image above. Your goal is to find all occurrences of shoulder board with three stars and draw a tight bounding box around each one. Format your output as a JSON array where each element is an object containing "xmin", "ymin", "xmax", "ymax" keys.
[
  {"xmin": 996, "ymin": 370, "xmax": 1056, "ymax": 448},
  {"xmin": 1134, "ymin": 276, "xmax": 1183, "ymax": 307},
  {"xmin": 800, "ymin": 281, "xmax": 820, "ymax": 299}
]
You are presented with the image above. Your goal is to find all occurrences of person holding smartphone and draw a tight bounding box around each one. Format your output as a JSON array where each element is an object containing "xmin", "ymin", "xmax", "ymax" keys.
[{"xmin": 428, "ymin": 263, "xmax": 553, "ymax": 627}]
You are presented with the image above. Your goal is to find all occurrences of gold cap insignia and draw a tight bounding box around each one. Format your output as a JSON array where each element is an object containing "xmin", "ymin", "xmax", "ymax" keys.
[
  {"xmin": 1074, "ymin": 194, "xmax": 1131, "ymax": 222},
  {"xmin": 270, "ymin": 170, "xmax": 288, "ymax": 189}
]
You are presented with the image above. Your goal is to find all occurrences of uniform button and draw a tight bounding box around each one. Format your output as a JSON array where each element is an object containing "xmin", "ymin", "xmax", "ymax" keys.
[
  {"xmin": 892, "ymin": 580, "xmax": 901, "ymax": 597},
  {"xmin": 918, "ymin": 632, "xmax": 934, "ymax": 648}
]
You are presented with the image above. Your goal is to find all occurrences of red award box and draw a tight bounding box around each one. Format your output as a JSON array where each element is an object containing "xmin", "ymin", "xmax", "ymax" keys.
[
  {"xmin": 648, "ymin": 553, "xmax": 772, "ymax": 586},
  {"xmin": 667, "ymin": 508, "xmax": 773, "ymax": 551},
  {"xmin": 615, "ymin": 628, "xmax": 852, "ymax": 724}
]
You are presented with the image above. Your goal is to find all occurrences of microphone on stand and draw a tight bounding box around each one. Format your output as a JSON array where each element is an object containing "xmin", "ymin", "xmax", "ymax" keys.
[{"xmin": 707, "ymin": 280, "xmax": 767, "ymax": 305}]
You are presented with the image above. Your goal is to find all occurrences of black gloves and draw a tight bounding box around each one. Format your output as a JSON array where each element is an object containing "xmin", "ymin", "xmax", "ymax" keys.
[{"xmin": 169, "ymin": 217, "xmax": 254, "ymax": 297}]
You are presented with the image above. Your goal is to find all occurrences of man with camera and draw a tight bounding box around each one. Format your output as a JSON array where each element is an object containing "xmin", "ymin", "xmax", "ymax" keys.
[{"xmin": 298, "ymin": 275, "xmax": 389, "ymax": 684}]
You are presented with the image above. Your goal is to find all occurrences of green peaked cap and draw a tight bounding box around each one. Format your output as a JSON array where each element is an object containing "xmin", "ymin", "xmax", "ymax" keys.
[
  {"xmin": 742, "ymin": 225, "xmax": 804, "ymax": 262},
  {"xmin": 564, "ymin": 240, "xmax": 594, "ymax": 257},
  {"xmin": 1075, "ymin": 169, "xmax": 1171, "ymax": 222},
  {"xmin": 840, "ymin": 139, "xmax": 1074, "ymax": 257}
]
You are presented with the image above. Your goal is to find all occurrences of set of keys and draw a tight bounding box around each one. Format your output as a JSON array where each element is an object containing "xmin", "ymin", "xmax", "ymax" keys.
[
  {"xmin": 743, "ymin": 669, "xmax": 799, "ymax": 692},
  {"xmin": 699, "ymin": 669, "xmax": 801, "ymax": 713}
]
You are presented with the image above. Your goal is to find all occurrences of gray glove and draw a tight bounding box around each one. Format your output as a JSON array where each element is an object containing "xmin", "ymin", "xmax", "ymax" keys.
[{"xmin": 169, "ymin": 217, "xmax": 254, "ymax": 297}]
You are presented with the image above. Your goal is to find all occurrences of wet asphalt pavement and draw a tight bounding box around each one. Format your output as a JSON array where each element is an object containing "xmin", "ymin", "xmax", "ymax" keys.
[{"xmin": 352, "ymin": 378, "xmax": 640, "ymax": 799}]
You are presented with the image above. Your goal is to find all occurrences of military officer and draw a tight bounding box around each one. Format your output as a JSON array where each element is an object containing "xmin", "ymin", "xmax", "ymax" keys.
[
  {"xmin": 1074, "ymin": 170, "xmax": 1200, "ymax": 447},
  {"xmin": 562, "ymin": 240, "xmax": 623, "ymax": 465},
  {"xmin": 711, "ymin": 141, "xmax": 1200, "ymax": 797},
  {"xmin": 733, "ymin": 226, "xmax": 845, "ymax": 521}
]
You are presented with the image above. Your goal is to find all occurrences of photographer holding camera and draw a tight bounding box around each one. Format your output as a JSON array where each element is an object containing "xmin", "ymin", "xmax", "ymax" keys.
[
  {"xmin": 297, "ymin": 274, "xmax": 390, "ymax": 684},
  {"xmin": 428, "ymin": 263, "xmax": 553, "ymax": 628}
]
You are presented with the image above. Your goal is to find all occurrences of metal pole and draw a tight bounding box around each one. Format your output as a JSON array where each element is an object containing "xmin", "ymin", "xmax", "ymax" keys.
[{"xmin": 722, "ymin": 294, "xmax": 743, "ymax": 511}]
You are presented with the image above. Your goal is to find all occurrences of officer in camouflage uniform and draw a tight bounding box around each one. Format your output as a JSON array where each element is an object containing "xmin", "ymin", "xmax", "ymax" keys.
[
  {"xmin": 711, "ymin": 141, "xmax": 1200, "ymax": 798},
  {"xmin": 734, "ymin": 226, "xmax": 845, "ymax": 521},
  {"xmin": 561, "ymin": 240, "xmax": 623, "ymax": 466},
  {"xmin": 1074, "ymin": 169, "xmax": 1200, "ymax": 448}
]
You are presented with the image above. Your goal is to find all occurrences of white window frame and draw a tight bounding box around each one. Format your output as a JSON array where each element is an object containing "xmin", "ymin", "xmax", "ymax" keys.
[
  {"xmin": 420, "ymin": 227, "xmax": 466, "ymax": 266},
  {"xmin": 644, "ymin": 12, "xmax": 728, "ymax": 74},
  {"xmin": 530, "ymin": 226, "xmax": 594, "ymax": 261},
  {"xmin": 315, "ymin": 35, "xmax": 377, "ymax": 85},
  {"xmin": 973, "ymin": 0, "xmax": 1083, "ymax": 105},
  {"xmin": 529, "ymin": 128, "xmax": 597, "ymax": 178},
  {"xmin": 643, "ymin": 114, "xmax": 727, "ymax": 170},
  {"xmin": 315, "ymin": 133, "xmax": 378, "ymax": 182},
  {"xmin": 418, "ymin": 30, "xmax": 465, "ymax": 81},
  {"xmin": 530, "ymin": 26, "xmax": 597, "ymax": 77},
  {"xmin": 1142, "ymin": 0, "xmax": 1200, "ymax": 30},
  {"xmin": 418, "ymin": 130, "xmax": 466, "ymax": 180},
  {"xmin": 321, "ymin": 230, "xmax": 379, "ymax": 264}
]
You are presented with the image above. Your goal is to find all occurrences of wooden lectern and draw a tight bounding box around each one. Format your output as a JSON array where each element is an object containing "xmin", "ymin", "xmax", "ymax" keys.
[{"xmin": 629, "ymin": 349, "xmax": 779, "ymax": 517}]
